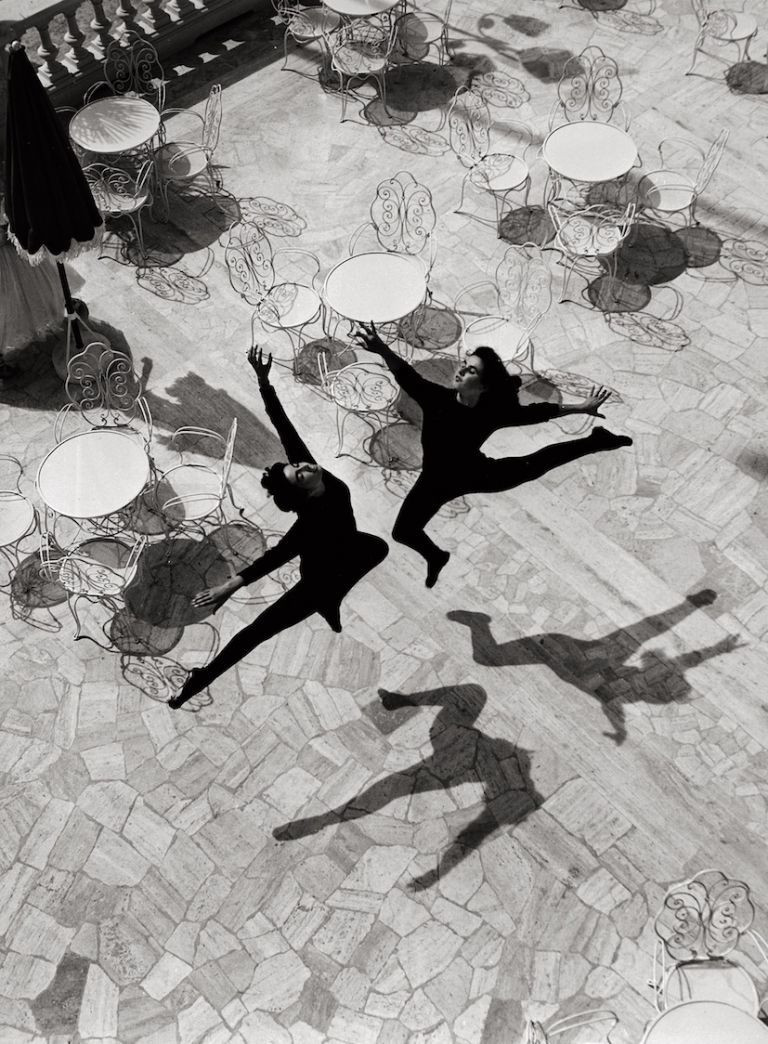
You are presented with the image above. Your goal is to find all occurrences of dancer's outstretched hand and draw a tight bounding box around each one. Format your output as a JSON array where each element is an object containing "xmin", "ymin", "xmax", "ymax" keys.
[
  {"xmin": 248, "ymin": 345, "xmax": 272, "ymax": 384},
  {"xmin": 353, "ymin": 321, "xmax": 387, "ymax": 355},
  {"xmin": 192, "ymin": 579, "xmax": 239, "ymax": 612},
  {"xmin": 582, "ymin": 385, "xmax": 611, "ymax": 417}
]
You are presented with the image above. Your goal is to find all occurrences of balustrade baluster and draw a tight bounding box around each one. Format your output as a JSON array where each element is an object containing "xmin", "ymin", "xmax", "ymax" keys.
[
  {"xmin": 115, "ymin": 0, "xmax": 143, "ymax": 35},
  {"xmin": 140, "ymin": 0, "xmax": 171, "ymax": 33},
  {"xmin": 35, "ymin": 21, "xmax": 69, "ymax": 87},
  {"xmin": 62, "ymin": 8, "xmax": 96, "ymax": 73},
  {"xmin": 89, "ymin": 0, "xmax": 115, "ymax": 58},
  {"xmin": 165, "ymin": 0, "xmax": 199, "ymax": 22}
]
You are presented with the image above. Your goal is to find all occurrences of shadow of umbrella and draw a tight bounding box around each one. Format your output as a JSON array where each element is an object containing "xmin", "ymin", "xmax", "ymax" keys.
[{"xmin": 4, "ymin": 42, "xmax": 103, "ymax": 358}]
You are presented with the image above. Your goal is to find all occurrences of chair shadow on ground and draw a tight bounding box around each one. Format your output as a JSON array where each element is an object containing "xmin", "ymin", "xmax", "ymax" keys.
[
  {"xmin": 143, "ymin": 370, "xmax": 284, "ymax": 468},
  {"xmin": 274, "ymin": 682, "xmax": 542, "ymax": 892},
  {"xmin": 447, "ymin": 589, "xmax": 743, "ymax": 745}
]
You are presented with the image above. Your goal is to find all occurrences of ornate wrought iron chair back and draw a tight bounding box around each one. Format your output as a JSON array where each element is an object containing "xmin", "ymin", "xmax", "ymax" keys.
[
  {"xmin": 655, "ymin": 869, "xmax": 755, "ymax": 962},
  {"xmin": 514, "ymin": 243, "xmax": 553, "ymax": 336},
  {"xmin": 447, "ymin": 87, "xmax": 491, "ymax": 167},
  {"xmin": 695, "ymin": 128, "xmax": 728, "ymax": 194},
  {"xmin": 201, "ymin": 83, "xmax": 223, "ymax": 155},
  {"xmin": 224, "ymin": 221, "xmax": 276, "ymax": 307},
  {"xmin": 61, "ymin": 345, "xmax": 152, "ymax": 443},
  {"xmin": 370, "ymin": 171, "xmax": 437, "ymax": 257},
  {"xmin": 103, "ymin": 31, "xmax": 165, "ymax": 109},
  {"xmin": 554, "ymin": 46, "xmax": 624, "ymax": 124}
]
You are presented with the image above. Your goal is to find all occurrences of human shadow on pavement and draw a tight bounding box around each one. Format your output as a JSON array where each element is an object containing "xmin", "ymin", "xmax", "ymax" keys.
[
  {"xmin": 273, "ymin": 683, "xmax": 542, "ymax": 892},
  {"xmin": 447, "ymin": 590, "xmax": 743, "ymax": 745}
]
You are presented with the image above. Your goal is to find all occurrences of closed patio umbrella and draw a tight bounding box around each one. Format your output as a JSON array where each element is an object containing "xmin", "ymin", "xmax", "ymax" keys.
[{"xmin": 4, "ymin": 41, "xmax": 103, "ymax": 353}]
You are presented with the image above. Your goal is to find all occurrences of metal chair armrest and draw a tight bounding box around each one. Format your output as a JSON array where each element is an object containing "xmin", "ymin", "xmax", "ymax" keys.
[{"xmin": 454, "ymin": 279, "xmax": 498, "ymax": 316}]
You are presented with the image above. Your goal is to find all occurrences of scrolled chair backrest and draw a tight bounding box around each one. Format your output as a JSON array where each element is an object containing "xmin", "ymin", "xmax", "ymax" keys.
[
  {"xmin": 447, "ymin": 86, "xmax": 491, "ymax": 167},
  {"xmin": 65, "ymin": 345, "xmax": 144, "ymax": 430},
  {"xmin": 202, "ymin": 84, "xmax": 223, "ymax": 154},
  {"xmin": 695, "ymin": 128, "xmax": 728, "ymax": 194},
  {"xmin": 654, "ymin": 868, "xmax": 755, "ymax": 962},
  {"xmin": 104, "ymin": 31, "xmax": 164, "ymax": 107},
  {"xmin": 370, "ymin": 170, "xmax": 437, "ymax": 256},
  {"xmin": 517, "ymin": 243, "xmax": 553, "ymax": 333},
  {"xmin": 556, "ymin": 45, "xmax": 623, "ymax": 123},
  {"xmin": 224, "ymin": 221, "xmax": 275, "ymax": 305}
]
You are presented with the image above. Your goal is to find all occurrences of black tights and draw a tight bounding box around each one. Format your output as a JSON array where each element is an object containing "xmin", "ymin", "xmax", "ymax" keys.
[
  {"xmin": 393, "ymin": 434, "xmax": 604, "ymax": 565},
  {"xmin": 190, "ymin": 534, "xmax": 388, "ymax": 693}
]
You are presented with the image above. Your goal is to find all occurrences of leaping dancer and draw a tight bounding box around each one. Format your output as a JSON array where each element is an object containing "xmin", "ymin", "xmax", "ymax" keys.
[
  {"xmin": 352, "ymin": 322, "xmax": 632, "ymax": 588},
  {"xmin": 170, "ymin": 347, "xmax": 388, "ymax": 708}
]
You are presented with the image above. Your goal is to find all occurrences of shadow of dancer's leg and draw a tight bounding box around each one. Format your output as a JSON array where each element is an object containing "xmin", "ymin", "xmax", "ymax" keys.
[
  {"xmin": 409, "ymin": 807, "xmax": 500, "ymax": 891},
  {"xmin": 273, "ymin": 769, "xmax": 419, "ymax": 840},
  {"xmin": 446, "ymin": 610, "xmax": 507, "ymax": 667}
]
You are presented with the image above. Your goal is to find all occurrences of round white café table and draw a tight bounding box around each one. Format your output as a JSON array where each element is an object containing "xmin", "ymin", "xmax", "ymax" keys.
[
  {"xmin": 69, "ymin": 96, "xmax": 161, "ymax": 155},
  {"xmin": 323, "ymin": 251, "xmax": 428, "ymax": 324},
  {"xmin": 642, "ymin": 1001, "xmax": 768, "ymax": 1044},
  {"xmin": 542, "ymin": 122, "xmax": 637, "ymax": 183},
  {"xmin": 324, "ymin": 0, "xmax": 398, "ymax": 16},
  {"xmin": 37, "ymin": 429, "xmax": 150, "ymax": 520}
]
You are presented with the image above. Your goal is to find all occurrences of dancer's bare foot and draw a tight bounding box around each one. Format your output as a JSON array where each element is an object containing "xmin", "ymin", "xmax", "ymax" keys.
[
  {"xmin": 168, "ymin": 668, "xmax": 206, "ymax": 709},
  {"xmin": 686, "ymin": 589, "xmax": 717, "ymax": 608},
  {"xmin": 378, "ymin": 688, "xmax": 413, "ymax": 711},
  {"xmin": 447, "ymin": 609, "xmax": 491, "ymax": 627},
  {"xmin": 426, "ymin": 549, "xmax": 450, "ymax": 589},
  {"xmin": 589, "ymin": 426, "xmax": 633, "ymax": 449}
]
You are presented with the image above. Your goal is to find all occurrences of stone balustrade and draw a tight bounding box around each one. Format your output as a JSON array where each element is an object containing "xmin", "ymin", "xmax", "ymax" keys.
[{"xmin": 0, "ymin": 0, "xmax": 258, "ymax": 186}]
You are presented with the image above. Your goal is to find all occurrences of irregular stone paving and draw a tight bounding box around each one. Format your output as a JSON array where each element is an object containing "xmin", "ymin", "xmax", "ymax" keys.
[{"xmin": 2, "ymin": 0, "xmax": 768, "ymax": 1041}]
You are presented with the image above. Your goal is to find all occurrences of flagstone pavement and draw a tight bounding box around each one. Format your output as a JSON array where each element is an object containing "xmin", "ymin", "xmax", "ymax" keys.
[{"xmin": 2, "ymin": 0, "xmax": 768, "ymax": 1041}]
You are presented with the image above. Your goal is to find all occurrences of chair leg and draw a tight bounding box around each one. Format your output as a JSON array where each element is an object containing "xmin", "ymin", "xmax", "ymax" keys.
[{"xmin": 455, "ymin": 173, "xmax": 471, "ymax": 215}]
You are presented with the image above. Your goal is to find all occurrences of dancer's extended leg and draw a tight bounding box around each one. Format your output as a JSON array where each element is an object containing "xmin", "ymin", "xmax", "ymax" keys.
[
  {"xmin": 171, "ymin": 581, "xmax": 317, "ymax": 706},
  {"xmin": 476, "ymin": 427, "xmax": 631, "ymax": 494},
  {"xmin": 392, "ymin": 476, "xmax": 454, "ymax": 588}
]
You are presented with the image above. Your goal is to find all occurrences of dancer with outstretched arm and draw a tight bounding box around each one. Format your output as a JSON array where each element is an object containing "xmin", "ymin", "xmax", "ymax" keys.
[
  {"xmin": 169, "ymin": 347, "xmax": 388, "ymax": 708},
  {"xmin": 352, "ymin": 322, "xmax": 632, "ymax": 588}
]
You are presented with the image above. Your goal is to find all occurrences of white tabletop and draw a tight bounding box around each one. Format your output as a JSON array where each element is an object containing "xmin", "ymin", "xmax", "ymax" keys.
[
  {"xmin": 643, "ymin": 1001, "xmax": 768, "ymax": 1044},
  {"xmin": 37, "ymin": 429, "xmax": 150, "ymax": 519},
  {"xmin": 69, "ymin": 96, "xmax": 161, "ymax": 154},
  {"xmin": 542, "ymin": 122, "xmax": 637, "ymax": 183},
  {"xmin": 324, "ymin": 251, "xmax": 428, "ymax": 324},
  {"xmin": 324, "ymin": 0, "xmax": 398, "ymax": 15}
]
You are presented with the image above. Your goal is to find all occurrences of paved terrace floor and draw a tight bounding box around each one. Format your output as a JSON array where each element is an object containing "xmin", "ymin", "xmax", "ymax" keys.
[{"xmin": 2, "ymin": 1, "xmax": 768, "ymax": 1042}]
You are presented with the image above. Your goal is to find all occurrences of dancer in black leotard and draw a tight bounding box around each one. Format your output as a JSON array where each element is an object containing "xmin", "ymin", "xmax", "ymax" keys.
[
  {"xmin": 352, "ymin": 322, "xmax": 632, "ymax": 588},
  {"xmin": 169, "ymin": 347, "xmax": 388, "ymax": 708}
]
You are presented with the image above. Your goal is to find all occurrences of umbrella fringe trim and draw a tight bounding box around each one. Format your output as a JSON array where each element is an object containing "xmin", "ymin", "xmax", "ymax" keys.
[{"xmin": 7, "ymin": 228, "xmax": 103, "ymax": 267}]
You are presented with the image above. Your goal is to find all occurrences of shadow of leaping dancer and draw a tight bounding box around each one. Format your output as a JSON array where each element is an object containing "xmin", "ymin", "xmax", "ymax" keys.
[
  {"xmin": 273, "ymin": 683, "xmax": 542, "ymax": 891},
  {"xmin": 447, "ymin": 590, "xmax": 743, "ymax": 745}
]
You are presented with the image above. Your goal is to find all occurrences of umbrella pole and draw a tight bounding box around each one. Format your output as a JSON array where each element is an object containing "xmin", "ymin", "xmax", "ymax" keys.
[{"xmin": 56, "ymin": 261, "xmax": 84, "ymax": 358}]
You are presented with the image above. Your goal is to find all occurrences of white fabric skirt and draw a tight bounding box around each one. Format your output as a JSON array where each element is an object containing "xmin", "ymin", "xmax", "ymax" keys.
[{"xmin": 0, "ymin": 242, "xmax": 64, "ymax": 352}]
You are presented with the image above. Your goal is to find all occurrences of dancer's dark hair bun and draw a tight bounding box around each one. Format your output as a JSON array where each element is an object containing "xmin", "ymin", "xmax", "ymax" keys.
[
  {"xmin": 471, "ymin": 346, "xmax": 521, "ymax": 396},
  {"xmin": 262, "ymin": 462, "xmax": 303, "ymax": 512}
]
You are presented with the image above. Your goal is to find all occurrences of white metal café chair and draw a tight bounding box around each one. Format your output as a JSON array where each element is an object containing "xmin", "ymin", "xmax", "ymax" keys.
[
  {"xmin": 40, "ymin": 525, "xmax": 147, "ymax": 646},
  {"xmin": 55, "ymin": 343, "xmax": 153, "ymax": 450},
  {"xmin": 156, "ymin": 419, "xmax": 238, "ymax": 534},
  {"xmin": 84, "ymin": 160, "xmax": 153, "ymax": 259},
  {"xmin": 319, "ymin": 355, "xmax": 400, "ymax": 460},
  {"xmin": 348, "ymin": 170, "xmax": 438, "ymax": 302},
  {"xmin": 687, "ymin": 0, "xmax": 757, "ymax": 75},
  {"xmin": 524, "ymin": 1010, "xmax": 618, "ymax": 1043},
  {"xmin": 548, "ymin": 200, "xmax": 636, "ymax": 304},
  {"xmin": 549, "ymin": 45, "xmax": 629, "ymax": 130},
  {"xmin": 224, "ymin": 222, "xmax": 323, "ymax": 371},
  {"xmin": 652, "ymin": 868, "xmax": 768, "ymax": 1016},
  {"xmin": 85, "ymin": 30, "xmax": 166, "ymax": 111},
  {"xmin": 394, "ymin": 0, "xmax": 454, "ymax": 66},
  {"xmin": 328, "ymin": 15, "xmax": 398, "ymax": 123},
  {"xmin": 454, "ymin": 242, "xmax": 552, "ymax": 370},
  {"xmin": 272, "ymin": 0, "xmax": 341, "ymax": 76},
  {"xmin": 153, "ymin": 84, "xmax": 223, "ymax": 212},
  {"xmin": 638, "ymin": 129, "xmax": 728, "ymax": 226},
  {"xmin": 447, "ymin": 86, "xmax": 537, "ymax": 231},
  {"xmin": 0, "ymin": 456, "xmax": 39, "ymax": 587}
]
